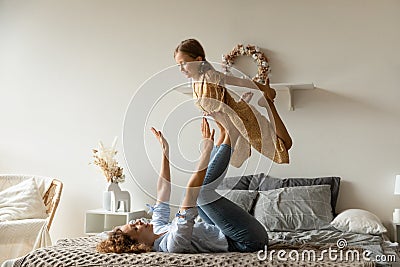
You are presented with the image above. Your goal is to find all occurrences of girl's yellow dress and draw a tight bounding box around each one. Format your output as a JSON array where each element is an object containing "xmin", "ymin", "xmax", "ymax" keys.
[{"xmin": 193, "ymin": 70, "xmax": 289, "ymax": 168}]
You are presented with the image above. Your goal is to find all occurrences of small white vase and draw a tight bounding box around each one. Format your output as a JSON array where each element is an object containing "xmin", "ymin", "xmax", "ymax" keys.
[
  {"xmin": 103, "ymin": 191, "xmax": 112, "ymax": 211},
  {"xmin": 102, "ymin": 182, "xmax": 121, "ymax": 211},
  {"xmin": 103, "ymin": 181, "xmax": 131, "ymax": 212}
]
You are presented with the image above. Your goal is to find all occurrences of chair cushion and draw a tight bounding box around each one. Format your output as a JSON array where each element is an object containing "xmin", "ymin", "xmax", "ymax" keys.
[{"xmin": 0, "ymin": 178, "xmax": 48, "ymax": 221}]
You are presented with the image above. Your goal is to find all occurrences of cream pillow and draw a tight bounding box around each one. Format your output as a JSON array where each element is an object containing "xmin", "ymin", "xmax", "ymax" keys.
[
  {"xmin": 0, "ymin": 178, "xmax": 48, "ymax": 221},
  {"xmin": 331, "ymin": 209, "xmax": 386, "ymax": 235}
]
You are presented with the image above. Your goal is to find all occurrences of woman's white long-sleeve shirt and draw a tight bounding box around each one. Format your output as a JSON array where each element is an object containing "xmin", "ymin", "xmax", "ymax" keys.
[{"xmin": 151, "ymin": 202, "xmax": 228, "ymax": 253}]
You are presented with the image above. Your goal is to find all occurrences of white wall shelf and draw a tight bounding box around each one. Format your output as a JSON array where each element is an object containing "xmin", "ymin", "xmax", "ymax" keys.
[{"xmin": 175, "ymin": 82, "xmax": 315, "ymax": 111}]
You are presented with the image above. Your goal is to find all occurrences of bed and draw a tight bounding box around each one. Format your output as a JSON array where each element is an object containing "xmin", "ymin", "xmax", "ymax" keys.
[{"xmin": 3, "ymin": 174, "xmax": 399, "ymax": 267}]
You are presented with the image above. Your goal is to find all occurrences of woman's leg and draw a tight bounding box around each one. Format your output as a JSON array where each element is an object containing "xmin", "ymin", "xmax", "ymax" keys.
[
  {"xmin": 196, "ymin": 138, "xmax": 231, "ymax": 214},
  {"xmin": 197, "ymin": 125, "xmax": 268, "ymax": 252},
  {"xmin": 196, "ymin": 143, "xmax": 230, "ymax": 224},
  {"xmin": 197, "ymin": 119, "xmax": 232, "ymax": 224}
]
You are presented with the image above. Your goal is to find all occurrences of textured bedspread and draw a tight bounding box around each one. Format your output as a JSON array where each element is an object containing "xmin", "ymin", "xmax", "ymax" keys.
[
  {"xmin": 6, "ymin": 226, "xmax": 399, "ymax": 267},
  {"xmin": 268, "ymin": 226, "xmax": 399, "ymax": 267},
  {"xmin": 269, "ymin": 227, "xmax": 383, "ymax": 259},
  {"xmin": 8, "ymin": 233, "xmax": 392, "ymax": 267}
]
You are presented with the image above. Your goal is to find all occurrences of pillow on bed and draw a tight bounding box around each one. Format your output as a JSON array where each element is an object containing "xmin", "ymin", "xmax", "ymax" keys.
[
  {"xmin": 260, "ymin": 176, "xmax": 341, "ymax": 216},
  {"xmin": 254, "ymin": 185, "xmax": 333, "ymax": 232},
  {"xmin": 330, "ymin": 209, "xmax": 387, "ymax": 235},
  {"xmin": 215, "ymin": 190, "xmax": 258, "ymax": 213},
  {"xmin": 0, "ymin": 178, "xmax": 48, "ymax": 221},
  {"xmin": 217, "ymin": 174, "xmax": 341, "ymax": 216}
]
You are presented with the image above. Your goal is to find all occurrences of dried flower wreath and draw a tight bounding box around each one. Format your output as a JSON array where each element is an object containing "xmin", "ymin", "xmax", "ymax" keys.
[{"xmin": 222, "ymin": 44, "xmax": 271, "ymax": 84}]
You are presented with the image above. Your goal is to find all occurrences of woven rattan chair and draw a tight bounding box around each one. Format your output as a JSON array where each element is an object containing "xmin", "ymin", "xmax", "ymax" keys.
[
  {"xmin": 0, "ymin": 174, "xmax": 63, "ymax": 230},
  {"xmin": 0, "ymin": 175, "xmax": 63, "ymax": 263},
  {"xmin": 43, "ymin": 179, "xmax": 63, "ymax": 230}
]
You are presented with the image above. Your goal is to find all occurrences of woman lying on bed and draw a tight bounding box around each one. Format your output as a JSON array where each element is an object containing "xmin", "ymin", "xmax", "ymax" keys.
[{"xmin": 97, "ymin": 117, "xmax": 268, "ymax": 254}]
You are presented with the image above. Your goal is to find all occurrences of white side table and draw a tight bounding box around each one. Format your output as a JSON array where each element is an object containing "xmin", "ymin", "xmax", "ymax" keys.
[
  {"xmin": 393, "ymin": 222, "xmax": 400, "ymax": 242},
  {"xmin": 84, "ymin": 209, "xmax": 147, "ymax": 235}
]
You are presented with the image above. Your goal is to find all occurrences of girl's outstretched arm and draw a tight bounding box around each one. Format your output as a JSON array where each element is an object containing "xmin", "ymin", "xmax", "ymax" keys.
[
  {"xmin": 180, "ymin": 118, "xmax": 215, "ymax": 211},
  {"xmin": 224, "ymin": 74, "xmax": 276, "ymax": 101},
  {"xmin": 151, "ymin": 127, "xmax": 171, "ymax": 204}
]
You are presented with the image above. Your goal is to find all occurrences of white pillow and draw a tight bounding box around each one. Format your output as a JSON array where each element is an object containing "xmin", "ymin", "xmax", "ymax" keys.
[
  {"xmin": 0, "ymin": 178, "xmax": 48, "ymax": 221},
  {"xmin": 331, "ymin": 209, "xmax": 386, "ymax": 235}
]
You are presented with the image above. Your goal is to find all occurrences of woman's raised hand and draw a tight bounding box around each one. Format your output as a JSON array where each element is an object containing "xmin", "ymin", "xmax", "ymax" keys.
[
  {"xmin": 201, "ymin": 118, "xmax": 215, "ymax": 152},
  {"xmin": 151, "ymin": 127, "xmax": 169, "ymax": 155}
]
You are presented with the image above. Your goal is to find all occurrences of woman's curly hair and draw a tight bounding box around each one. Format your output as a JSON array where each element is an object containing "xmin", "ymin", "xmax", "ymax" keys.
[{"xmin": 96, "ymin": 229, "xmax": 152, "ymax": 254}]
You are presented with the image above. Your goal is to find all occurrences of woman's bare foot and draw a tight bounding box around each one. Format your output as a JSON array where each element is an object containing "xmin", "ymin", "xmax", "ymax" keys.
[
  {"xmin": 213, "ymin": 120, "xmax": 225, "ymax": 146},
  {"xmin": 208, "ymin": 111, "xmax": 240, "ymax": 147},
  {"xmin": 224, "ymin": 121, "xmax": 240, "ymax": 147},
  {"xmin": 240, "ymin": 91, "xmax": 254, "ymax": 103}
]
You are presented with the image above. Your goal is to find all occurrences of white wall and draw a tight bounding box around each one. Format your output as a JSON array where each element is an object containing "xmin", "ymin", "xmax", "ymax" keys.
[{"xmin": 1, "ymin": 0, "xmax": 399, "ymax": 242}]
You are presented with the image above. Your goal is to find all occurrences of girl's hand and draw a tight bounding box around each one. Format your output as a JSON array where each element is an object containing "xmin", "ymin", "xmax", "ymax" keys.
[
  {"xmin": 151, "ymin": 127, "xmax": 169, "ymax": 155},
  {"xmin": 201, "ymin": 118, "xmax": 215, "ymax": 151}
]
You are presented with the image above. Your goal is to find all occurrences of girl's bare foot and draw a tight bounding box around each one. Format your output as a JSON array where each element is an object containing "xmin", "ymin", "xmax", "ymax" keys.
[
  {"xmin": 240, "ymin": 91, "xmax": 254, "ymax": 103},
  {"xmin": 256, "ymin": 81, "xmax": 276, "ymax": 106}
]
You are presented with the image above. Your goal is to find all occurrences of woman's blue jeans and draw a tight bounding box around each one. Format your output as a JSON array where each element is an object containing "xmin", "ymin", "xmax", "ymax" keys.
[{"xmin": 197, "ymin": 144, "xmax": 268, "ymax": 252}]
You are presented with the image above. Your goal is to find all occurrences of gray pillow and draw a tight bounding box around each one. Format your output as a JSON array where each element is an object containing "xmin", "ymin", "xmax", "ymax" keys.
[
  {"xmin": 215, "ymin": 189, "xmax": 258, "ymax": 213},
  {"xmin": 263, "ymin": 176, "xmax": 341, "ymax": 217},
  {"xmin": 217, "ymin": 173, "xmax": 341, "ymax": 216},
  {"xmin": 254, "ymin": 185, "xmax": 333, "ymax": 232}
]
